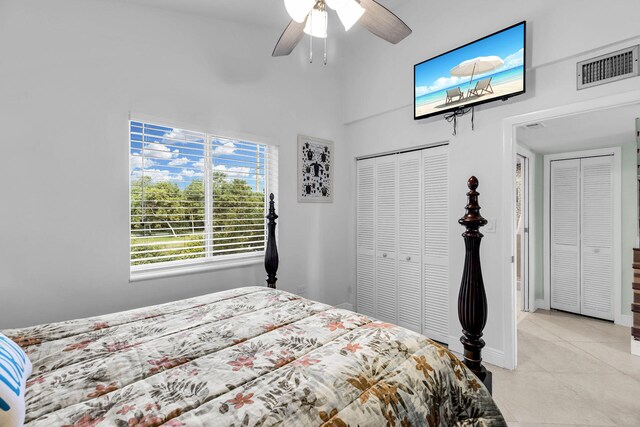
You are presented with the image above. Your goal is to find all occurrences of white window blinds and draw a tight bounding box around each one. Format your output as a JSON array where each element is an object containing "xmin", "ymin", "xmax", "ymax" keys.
[{"xmin": 129, "ymin": 121, "xmax": 278, "ymax": 271}]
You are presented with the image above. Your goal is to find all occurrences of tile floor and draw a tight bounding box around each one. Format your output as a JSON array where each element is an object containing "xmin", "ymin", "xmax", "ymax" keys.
[{"xmin": 489, "ymin": 309, "xmax": 640, "ymax": 426}]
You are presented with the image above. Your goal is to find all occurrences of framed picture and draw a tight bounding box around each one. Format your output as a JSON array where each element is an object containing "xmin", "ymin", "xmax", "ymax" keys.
[{"xmin": 297, "ymin": 135, "xmax": 333, "ymax": 203}]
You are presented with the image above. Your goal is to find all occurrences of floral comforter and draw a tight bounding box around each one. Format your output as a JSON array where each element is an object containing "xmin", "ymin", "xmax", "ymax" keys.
[{"xmin": 3, "ymin": 286, "xmax": 505, "ymax": 426}]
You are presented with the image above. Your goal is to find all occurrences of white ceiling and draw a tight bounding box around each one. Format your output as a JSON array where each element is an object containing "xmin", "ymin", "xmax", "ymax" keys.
[
  {"xmin": 517, "ymin": 103, "xmax": 640, "ymax": 155},
  {"xmin": 120, "ymin": 0, "xmax": 412, "ymax": 31}
]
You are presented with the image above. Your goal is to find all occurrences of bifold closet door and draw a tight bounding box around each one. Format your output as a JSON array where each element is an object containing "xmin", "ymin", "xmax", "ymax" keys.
[
  {"xmin": 422, "ymin": 146, "xmax": 449, "ymax": 344},
  {"xmin": 550, "ymin": 156, "xmax": 614, "ymax": 320},
  {"xmin": 550, "ymin": 159, "xmax": 581, "ymax": 314},
  {"xmin": 357, "ymin": 146, "xmax": 450, "ymax": 337},
  {"xmin": 580, "ymin": 156, "xmax": 614, "ymax": 320},
  {"xmin": 374, "ymin": 155, "xmax": 398, "ymax": 323},
  {"xmin": 356, "ymin": 159, "xmax": 375, "ymax": 318},
  {"xmin": 397, "ymin": 151, "xmax": 422, "ymax": 333}
]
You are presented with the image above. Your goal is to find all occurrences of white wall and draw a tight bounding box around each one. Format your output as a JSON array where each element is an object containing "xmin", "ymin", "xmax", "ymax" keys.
[
  {"xmin": 0, "ymin": 0, "xmax": 350, "ymax": 327},
  {"xmin": 340, "ymin": 0, "xmax": 640, "ymax": 366}
]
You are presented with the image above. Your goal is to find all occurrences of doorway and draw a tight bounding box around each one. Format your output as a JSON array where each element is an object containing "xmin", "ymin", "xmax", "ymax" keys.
[{"xmin": 502, "ymin": 91, "xmax": 640, "ymax": 370}]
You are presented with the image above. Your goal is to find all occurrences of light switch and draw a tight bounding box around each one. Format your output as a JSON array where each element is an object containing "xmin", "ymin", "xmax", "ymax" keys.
[{"xmin": 485, "ymin": 219, "xmax": 496, "ymax": 233}]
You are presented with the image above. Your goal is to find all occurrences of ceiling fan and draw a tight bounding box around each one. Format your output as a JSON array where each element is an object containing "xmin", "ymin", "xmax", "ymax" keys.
[{"xmin": 273, "ymin": 0, "xmax": 412, "ymax": 63}]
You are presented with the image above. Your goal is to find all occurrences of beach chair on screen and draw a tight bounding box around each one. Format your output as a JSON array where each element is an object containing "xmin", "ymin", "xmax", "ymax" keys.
[
  {"xmin": 468, "ymin": 77, "xmax": 494, "ymax": 97},
  {"xmin": 445, "ymin": 87, "xmax": 464, "ymax": 104}
]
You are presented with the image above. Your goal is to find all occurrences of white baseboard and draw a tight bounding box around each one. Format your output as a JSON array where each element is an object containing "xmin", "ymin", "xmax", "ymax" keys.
[
  {"xmin": 482, "ymin": 346, "xmax": 505, "ymax": 367},
  {"xmin": 618, "ymin": 314, "xmax": 632, "ymax": 328},
  {"xmin": 335, "ymin": 302, "xmax": 354, "ymax": 311},
  {"xmin": 535, "ymin": 298, "xmax": 549, "ymax": 311},
  {"xmin": 447, "ymin": 336, "xmax": 505, "ymax": 368},
  {"xmin": 631, "ymin": 338, "xmax": 640, "ymax": 357}
]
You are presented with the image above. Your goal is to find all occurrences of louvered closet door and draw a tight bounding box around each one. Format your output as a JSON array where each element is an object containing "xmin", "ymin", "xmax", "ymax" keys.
[
  {"xmin": 550, "ymin": 159, "xmax": 581, "ymax": 314},
  {"xmin": 375, "ymin": 155, "xmax": 398, "ymax": 323},
  {"xmin": 397, "ymin": 151, "xmax": 422, "ymax": 333},
  {"xmin": 357, "ymin": 159, "xmax": 376, "ymax": 318},
  {"xmin": 580, "ymin": 156, "xmax": 614, "ymax": 320},
  {"xmin": 422, "ymin": 146, "xmax": 449, "ymax": 344}
]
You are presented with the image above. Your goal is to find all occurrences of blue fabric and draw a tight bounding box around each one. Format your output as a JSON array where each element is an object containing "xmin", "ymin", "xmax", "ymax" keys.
[
  {"xmin": 0, "ymin": 333, "xmax": 32, "ymax": 426},
  {"xmin": 0, "ymin": 335, "xmax": 28, "ymax": 400}
]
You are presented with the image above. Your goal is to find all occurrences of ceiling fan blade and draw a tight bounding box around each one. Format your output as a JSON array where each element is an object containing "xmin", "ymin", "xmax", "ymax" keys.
[
  {"xmin": 357, "ymin": 0, "xmax": 412, "ymax": 44},
  {"xmin": 272, "ymin": 19, "xmax": 307, "ymax": 57}
]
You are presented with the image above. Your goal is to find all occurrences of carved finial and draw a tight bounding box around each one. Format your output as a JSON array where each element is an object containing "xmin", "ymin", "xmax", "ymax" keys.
[
  {"xmin": 459, "ymin": 176, "xmax": 487, "ymax": 235},
  {"xmin": 468, "ymin": 176, "xmax": 478, "ymax": 191},
  {"xmin": 267, "ymin": 193, "xmax": 278, "ymax": 222}
]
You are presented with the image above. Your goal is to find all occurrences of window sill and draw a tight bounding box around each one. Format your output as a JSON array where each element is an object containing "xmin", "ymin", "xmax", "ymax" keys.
[{"xmin": 130, "ymin": 254, "xmax": 264, "ymax": 283}]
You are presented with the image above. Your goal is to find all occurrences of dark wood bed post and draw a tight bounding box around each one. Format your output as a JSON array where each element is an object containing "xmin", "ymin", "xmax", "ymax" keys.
[
  {"xmin": 265, "ymin": 193, "xmax": 279, "ymax": 289},
  {"xmin": 458, "ymin": 176, "xmax": 492, "ymax": 394}
]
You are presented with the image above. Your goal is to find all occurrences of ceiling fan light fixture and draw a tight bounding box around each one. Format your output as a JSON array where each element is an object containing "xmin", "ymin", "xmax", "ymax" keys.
[
  {"xmin": 335, "ymin": 0, "xmax": 365, "ymax": 31},
  {"xmin": 284, "ymin": 0, "xmax": 315, "ymax": 23},
  {"xmin": 274, "ymin": 0, "xmax": 412, "ymax": 60},
  {"xmin": 303, "ymin": 8, "xmax": 328, "ymax": 38}
]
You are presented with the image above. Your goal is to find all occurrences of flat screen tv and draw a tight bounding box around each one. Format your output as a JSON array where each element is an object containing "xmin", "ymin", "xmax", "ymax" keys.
[{"xmin": 414, "ymin": 21, "xmax": 526, "ymax": 120}]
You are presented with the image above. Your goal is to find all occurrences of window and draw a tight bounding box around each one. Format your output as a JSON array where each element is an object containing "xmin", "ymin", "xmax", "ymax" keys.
[{"xmin": 129, "ymin": 121, "xmax": 277, "ymax": 276}]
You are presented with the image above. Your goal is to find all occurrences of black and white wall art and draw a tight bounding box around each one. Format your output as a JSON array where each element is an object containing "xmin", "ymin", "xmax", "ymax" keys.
[{"xmin": 297, "ymin": 135, "xmax": 333, "ymax": 203}]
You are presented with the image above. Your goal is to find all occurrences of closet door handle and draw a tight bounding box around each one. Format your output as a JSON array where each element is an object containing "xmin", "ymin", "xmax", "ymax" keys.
[
  {"xmin": 382, "ymin": 253, "xmax": 388, "ymax": 258},
  {"xmin": 406, "ymin": 256, "xmax": 412, "ymax": 261}
]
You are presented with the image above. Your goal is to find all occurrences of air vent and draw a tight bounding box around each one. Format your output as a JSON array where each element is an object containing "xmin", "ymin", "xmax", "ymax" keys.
[
  {"xmin": 577, "ymin": 45, "xmax": 639, "ymax": 90},
  {"xmin": 525, "ymin": 122, "xmax": 546, "ymax": 130}
]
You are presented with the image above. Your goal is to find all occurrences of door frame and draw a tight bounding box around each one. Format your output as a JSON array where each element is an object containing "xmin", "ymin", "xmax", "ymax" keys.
[
  {"xmin": 501, "ymin": 89, "xmax": 640, "ymax": 369},
  {"xmin": 516, "ymin": 146, "xmax": 536, "ymax": 313},
  {"xmin": 543, "ymin": 147, "xmax": 621, "ymax": 321},
  {"xmin": 516, "ymin": 154, "xmax": 529, "ymax": 312}
]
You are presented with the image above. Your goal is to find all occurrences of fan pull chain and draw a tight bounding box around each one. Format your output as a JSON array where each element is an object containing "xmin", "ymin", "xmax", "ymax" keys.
[
  {"xmin": 323, "ymin": 9, "xmax": 328, "ymax": 65},
  {"xmin": 323, "ymin": 37, "xmax": 327, "ymax": 65},
  {"xmin": 309, "ymin": 10, "xmax": 313, "ymax": 63}
]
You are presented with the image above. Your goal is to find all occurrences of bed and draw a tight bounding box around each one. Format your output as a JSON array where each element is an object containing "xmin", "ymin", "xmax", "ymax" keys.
[{"xmin": 2, "ymin": 178, "xmax": 505, "ymax": 426}]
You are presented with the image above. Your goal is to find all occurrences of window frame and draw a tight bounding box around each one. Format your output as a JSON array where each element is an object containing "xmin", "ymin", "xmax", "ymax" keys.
[{"xmin": 128, "ymin": 119, "xmax": 278, "ymax": 281}]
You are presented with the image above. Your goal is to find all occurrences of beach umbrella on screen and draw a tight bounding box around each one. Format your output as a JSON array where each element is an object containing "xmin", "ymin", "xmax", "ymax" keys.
[{"xmin": 450, "ymin": 56, "xmax": 504, "ymax": 93}]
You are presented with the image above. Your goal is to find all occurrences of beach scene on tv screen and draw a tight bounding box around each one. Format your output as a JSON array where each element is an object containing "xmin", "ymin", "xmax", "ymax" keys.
[{"xmin": 415, "ymin": 23, "xmax": 524, "ymax": 118}]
